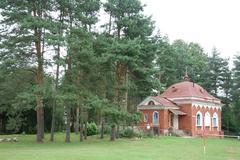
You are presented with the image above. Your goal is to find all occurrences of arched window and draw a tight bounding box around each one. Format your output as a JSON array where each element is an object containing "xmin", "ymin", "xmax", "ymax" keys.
[
  {"xmin": 148, "ymin": 101, "xmax": 155, "ymax": 105},
  {"xmin": 196, "ymin": 111, "xmax": 202, "ymax": 126},
  {"xmin": 152, "ymin": 111, "xmax": 159, "ymax": 125},
  {"xmin": 212, "ymin": 112, "xmax": 218, "ymax": 127},
  {"xmin": 143, "ymin": 114, "xmax": 148, "ymax": 122},
  {"xmin": 204, "ymin": 112, "xmax": 211, "ymax": 127}
]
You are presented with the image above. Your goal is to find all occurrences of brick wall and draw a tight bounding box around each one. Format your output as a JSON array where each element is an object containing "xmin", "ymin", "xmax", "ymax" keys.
[
  {"xmin": 178, "ymin": 104, "xmax": 192, "ymax": 132},
  {"xmin": 138, "ymin": 104, "xmax": 222, "ymax": 136},
  {"xmin": 191, "ymin": 105, "xmax": 222, "ymax": 136},
  {"xmin": 138, "ymin": 109, "xmax": 169, "ymax": 133}
]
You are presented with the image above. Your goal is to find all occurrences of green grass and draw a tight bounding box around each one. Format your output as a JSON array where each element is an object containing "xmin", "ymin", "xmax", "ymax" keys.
[{"xmin": 0, "ymin": 133, "xmax": 240, "ymax": 160}]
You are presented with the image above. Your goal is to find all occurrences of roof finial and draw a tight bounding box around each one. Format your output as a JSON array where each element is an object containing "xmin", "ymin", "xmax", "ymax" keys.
[{"xmin": 183, "ymin": 67, "xmax": 190, "ymax": 81}]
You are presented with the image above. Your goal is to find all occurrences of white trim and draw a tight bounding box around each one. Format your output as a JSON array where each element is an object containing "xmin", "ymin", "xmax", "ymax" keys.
[
  {"xmin": 212, "ymin": 112, "xmax": 219, "ymax": 129},
  {"xmin": 138, "ymin": 105, "xmax": 179, "ymax": 110},
  {"xmin": 168, "ymin": 96, "xmax": 221, "ymax": 103},
  {"xmin": 152, "ymin": 111, "xmax": 159, "ymax": 125},
  {"xmin": 137, "ymin": 97, "xmax": 160, "ymax": 107},
  {"xmin": 191, "ymin": 101, "xmax": 222, "ymax": 110},
  {"xmin": 196, "ymin": 111, "xmax": 203, "ymax": 127},
  {"xmin": 204, "ymin": 112, "xmax": 211, "ymax": 127},
  {"xmin": 173, "ymin": 115, "xmax": 179, "ymax": 129},
  {"xmin": 137, "ymin": 96, "xmax": 179, "ymax": 110},
  {"xmin": 143, "ymin": 114, "xmax": 148, "ymax": 122},
  {"xmin": 166, "ymin": 98, "xmax": 222, "ymax": 110}
]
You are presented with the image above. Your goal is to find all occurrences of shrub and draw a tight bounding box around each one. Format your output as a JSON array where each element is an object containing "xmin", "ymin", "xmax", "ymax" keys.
[
  {"xmin": 136, "ymin": 131, "xmax": 144, "ymax": 139},
  {"xmin": 103, "ymin": 125, "xmax": 111, "ymax": 134},
  {"xmin": 86, "ymin": 122, "xmax": 99, "ymax": 136},
  {"xmin": 120, "ymin": 128, "xmax": 136, "ymax": 138}
]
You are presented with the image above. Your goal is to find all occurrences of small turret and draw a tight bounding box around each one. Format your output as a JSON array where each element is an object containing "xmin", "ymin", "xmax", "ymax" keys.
[{"xmin": 183, "ymin": 68, "xmax": 190, "ymax": 81}]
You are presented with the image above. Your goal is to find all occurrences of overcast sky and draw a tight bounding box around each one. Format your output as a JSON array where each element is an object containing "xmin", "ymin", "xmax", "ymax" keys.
[{"xmin": 140, "ymin": 0, "xmax": 240, "ymax": 64}]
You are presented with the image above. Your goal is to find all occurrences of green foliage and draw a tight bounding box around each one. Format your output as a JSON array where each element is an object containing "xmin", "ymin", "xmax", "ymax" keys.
[
  {"xmin": 156, "ymin": 39, "xmax": 209, "ymax": 88},
  {"xmin": 119, "ymin": 127, "xmax": 136, "ymax": 138},
  {"xmin": 103, "ymin": 125, "xmax": 112, "ymax": 134},
  {"xmin": 0, "ymin": 0, "xmax": 238, "ymax": 137},
  {"xmin": 86, "ymin": 122, "xmax": 99, "ymax": 136},
  {"xmin": 228, "ymin": 54, "xmax": 240, "ymax": 133},
  {"xmin": 204, "ymin": 48, "xmax": 231, "ymax": 96},
  {"xmin": 6, "ymin": 114, "xmax": 24, "ymax": 133}
]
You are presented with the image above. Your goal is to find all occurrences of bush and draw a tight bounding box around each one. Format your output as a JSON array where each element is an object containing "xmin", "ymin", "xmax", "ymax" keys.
[
  {"xmin": 120, "ymin": 128, "xmax": 136, "ymax": 138},
  {"xmin": 86, "ymin": 122, "xmax": 99, "ymax": 136},
  {"xmin": 103, "ymin": 125, "xmax": 111, "ymax": 134},
  {"xmin": 136, "ymin": 131, "xmax": 144, "ymax": 139}
]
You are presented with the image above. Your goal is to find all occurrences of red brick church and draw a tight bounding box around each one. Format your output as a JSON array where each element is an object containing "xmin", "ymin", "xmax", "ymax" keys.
[{"xmin": 137, "ymin": 73, "xmax": 223, "ymax": 136}]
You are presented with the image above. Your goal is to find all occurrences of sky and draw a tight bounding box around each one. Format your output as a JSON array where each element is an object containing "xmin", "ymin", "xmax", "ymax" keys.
[
  {"xmin": 1, "ymin": 1, "xmax": 239, "ymax": 67},
  {"xmin": 140, "ymin": 0, "xmax": 240, "ymax": 65}
]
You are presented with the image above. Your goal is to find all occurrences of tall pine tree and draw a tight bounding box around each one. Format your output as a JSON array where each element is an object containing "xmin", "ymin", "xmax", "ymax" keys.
[{"xmin": 0, "ymin": 0, "xmax": 56, "ymax": 142}]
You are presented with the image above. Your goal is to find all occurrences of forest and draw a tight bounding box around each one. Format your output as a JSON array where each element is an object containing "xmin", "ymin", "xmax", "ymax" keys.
[{"xmin": 0, "ymin": 0, "xmax": 239, "ymax": 142}]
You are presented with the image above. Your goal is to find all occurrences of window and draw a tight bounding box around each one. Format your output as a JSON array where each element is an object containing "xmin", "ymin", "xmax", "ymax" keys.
[
  {"xmin": 148, "ymin": 101, "xmax": 155, "ymax": 105},
  {"xmin": 196, "ymin": 111, "xmax": 202, "ymax": 126},
  {"xmin": 212, "ymin": 112, "xmax": 218, "ymax": 127},
  {"xmin": 204, "ymin": 112, "xmax": 211, "ymax": 127},
  {"xmin": 143, "ymin": 114, "xmax": 148, "ymax": 122},
  {"xmin": 152, "ymin": 111, "xmax": 159, "ymax": 125}
]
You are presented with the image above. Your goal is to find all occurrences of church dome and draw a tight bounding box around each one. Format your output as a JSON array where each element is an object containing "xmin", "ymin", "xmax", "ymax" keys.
[{"xmin": 159, "ymin": 81, "xmax": 220, "ymax": 102}]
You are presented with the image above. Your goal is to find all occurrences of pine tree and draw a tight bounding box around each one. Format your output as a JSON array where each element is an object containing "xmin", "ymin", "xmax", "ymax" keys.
[
  {"xmin": 104, "ymin": 0, "xmax": 155, "ymax": 111},
  {"xmin": 0, "ymin": 0, "xmax": 56, "ymax": 142},
  {"xmin": 0, "ymin": 63, "xmax": 36, "ymax": 134},
  {"xmin": 205, "ymin": 47, "xmax": 230, "ymax": 96},
  {"xmin": 53, "ymin": 0, "xmax": 100, "ymax": 142},
  {"xmin": 231, "ymin": 54, "xmax": 240, "ymax": 132}
]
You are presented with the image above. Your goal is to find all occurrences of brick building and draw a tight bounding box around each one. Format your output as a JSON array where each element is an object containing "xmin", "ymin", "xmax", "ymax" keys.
[{"xmin": 137, "ymin": 73, "xmax": 223, "ymax": 136}]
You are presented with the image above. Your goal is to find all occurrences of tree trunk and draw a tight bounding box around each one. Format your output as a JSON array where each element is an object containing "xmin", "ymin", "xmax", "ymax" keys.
[
  {"xmin": 35, "ymin": 57, "xmax": 44, "ymax": 139},
  {"xmin": 50, "ymin": 12, "xmax": 62, "ymax": 142},
  {"xmin": 40, "ymin": 104, "xmax": 44, "ymax": 140},
  {"xmin": 80, "ymin": 108, "xmax": 84, "ymax": 141},
  {"xmin": 124, "ymin": 66, "xmax": 128, "ymax": 112},
  {"xmin": 65, "ymin": 107, "xmax": 71, "ymax": 143},
  {"xmin": 75, "ymin": 107, "xmax": 80, "ymax": 134},
  {"xmin": 65, "ymin": 21, "xmax": 72, "ymax": 142},
  {"xmin": 100, "ymin": 116, "xmax": 104, "ymax": 139},
  {"xmin": 108, "ymin": 12, "xmax": 112, "ymax": 34},
  {"xmin": 80, "ymin": 123, "xmax": 84, "ymax": 141},
  {"xmin": 116, "ymin": 123, "xmax": 119, "ymax": 139},
  {"xmin": 71, "ymin": 109, "xmax": 75, "ymax": 132},
  {"xmin": 33, "ymin": 7, "xmax": 44, "ymax": 142},
  {"xmin": 50, "ymin": 47, "xmax": 59, "ymax": 141},
  {"xmin": 84, "ymin": 122, "xmax": 87, "ymax": 140},
  {"xmin": 114, "ymin": 62, "xmax": 121, "ymax": 105},
  {"xmin": 114, "ymin": 6, "xmax": 122, "ymax": 105},
  {"xmin": 76, "ymin": 71, "xmax": 81, "ymax": 135},
  {"xmin": 36, "ymin": 105, "xmax": 44, "ymax": 142},
  {"xmin": 50, "ymin": 100, "xmax": 56, "ymax": 142},
  {"xmin": 117, "ymin": 25, "xmax": 121, "ymax": 39},
  {"xmin": 227, "ymin": 118, "xmax": 229, "ymax": 134},
  {"xmin": 110, "ymin": 124, "xmax": 116, "ymax": 141},
  {"xmin": 0, "ymin": 117, "xmax": 2, "ymax": 133}
]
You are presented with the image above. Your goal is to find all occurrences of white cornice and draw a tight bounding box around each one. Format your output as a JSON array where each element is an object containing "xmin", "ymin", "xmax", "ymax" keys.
[
  {"xmin": 167, "ymin": 97, "xmax": 222, "ymax": 110},
  {"xmin": 137, "ymin": 105, "xmax": 179, "ymax": 111},
  {"xmin": 168, "ymin": 97, "xmax": 221, "ymax": 104},
  {"xmin": 191, "ymin": 101, "xmax": 222, "ymax": 110}
]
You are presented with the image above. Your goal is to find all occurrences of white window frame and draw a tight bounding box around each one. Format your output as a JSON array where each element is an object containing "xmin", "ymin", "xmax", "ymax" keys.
[
  {"xmin": 143, "ymin": 114, "xmax": 148, "ymax": 122},
  {"xmin": 196, "ymin": 111, "xmax": 203, "ymax": 127},
  {"xmin": 212, "ymin": 112, "xmax": 218, "ymax": 127},
  {"xmin": 204, "ymin": 112, "xmax": 211, "ymax": 127},
  {"xmin": 152, "ymin": 111, "xmax": 159, "ymax": 125}
]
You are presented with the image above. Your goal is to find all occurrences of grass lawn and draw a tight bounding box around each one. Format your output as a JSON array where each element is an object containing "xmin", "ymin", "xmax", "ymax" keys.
[{"xmin": 0, "ymin": 133, "xmax": 240, "ymax": 160}]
